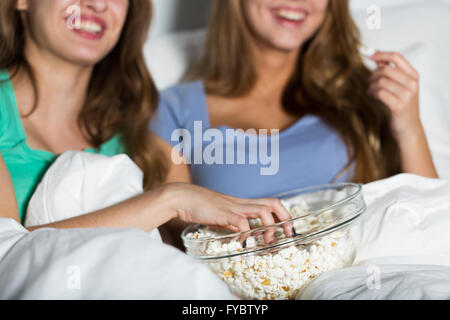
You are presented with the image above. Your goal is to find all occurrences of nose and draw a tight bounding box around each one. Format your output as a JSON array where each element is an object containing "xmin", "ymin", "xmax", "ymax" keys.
[{"xmin": 80, "ymin": 0, "xmax": 108, "ymax": 13}]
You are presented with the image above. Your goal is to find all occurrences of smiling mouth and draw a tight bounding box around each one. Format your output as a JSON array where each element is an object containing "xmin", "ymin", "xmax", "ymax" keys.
[
  {"xmin": 77, "ymin": 21, "xmax": 103, "ymax": 34},
  {"xmin": 66, "ymin": 14, "xmax": 106, "ymax": 38},
  {"xmin": 273, "ymin": 8, "xmax": 308, "ymax": 22}
]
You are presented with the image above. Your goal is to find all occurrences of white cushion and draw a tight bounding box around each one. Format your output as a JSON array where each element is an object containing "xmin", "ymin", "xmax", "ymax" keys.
[
  {"xmin": 299, "ymin": 263, "xmax": 450, "ymax": 300},
  {"xmin": 0, "ymin": 218, "xmax": 235, "ymax": 299},
  {"xmin": 25, "ymin": 151, "xmax": 161, "ymax": 242}
]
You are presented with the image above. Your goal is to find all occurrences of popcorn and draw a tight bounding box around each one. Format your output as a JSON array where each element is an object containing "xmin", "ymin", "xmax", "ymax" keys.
[
  {"xmin": 185, "ymin": 203, "xmax": 356, "ymax": 300},
  {"xmin": 359, "ymin": 44, "xmax": 377, "ymax": 57}
]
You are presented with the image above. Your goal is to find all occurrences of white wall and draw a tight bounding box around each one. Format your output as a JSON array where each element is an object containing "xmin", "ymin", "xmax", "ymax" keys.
[{"xmin": 151, "ymin": 0, "xmax": 211, "ymax": 37}]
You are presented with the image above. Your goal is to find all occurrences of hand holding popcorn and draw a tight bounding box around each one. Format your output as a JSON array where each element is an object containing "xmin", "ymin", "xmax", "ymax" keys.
[
  {"xmin": 367, "ymin": 51, "xmax": 438, "ymax": 178},
  {"xmin": 368, "ymin": 51, "xmax": 422, "ymax": 138}
]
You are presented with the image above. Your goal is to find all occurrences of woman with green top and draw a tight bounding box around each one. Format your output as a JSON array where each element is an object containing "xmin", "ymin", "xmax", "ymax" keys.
[{"xmin": 0, "ymin": 0, "xmax": 290, "ymax": 233}]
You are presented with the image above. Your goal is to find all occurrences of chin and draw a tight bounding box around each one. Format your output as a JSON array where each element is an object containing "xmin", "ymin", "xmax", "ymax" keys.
[
  {"xmin": 56, "ymin": 32, "xmax": 115, "ymax": 67},
  {"xmin": 277, "ymin": 43, "xmax": 303, "ymax": 52},
  {"xmin": 262, "ymin": 33, "xmax": 306, "ymax": 52},
  {"xmin": 62, "ymin": 47, "xmax": 110, "ymax": 66},
  {"xmin": 268, "ymin": 39, "xmax": 304, "ymax": 53}
]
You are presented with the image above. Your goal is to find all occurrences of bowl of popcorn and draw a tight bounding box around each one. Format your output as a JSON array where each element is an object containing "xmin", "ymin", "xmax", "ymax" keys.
[{"xmin": 182, "ymin": 183, "xmax": 366, "ymax": 300}]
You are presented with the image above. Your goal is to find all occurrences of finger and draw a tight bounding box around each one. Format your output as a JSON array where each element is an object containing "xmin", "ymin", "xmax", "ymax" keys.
[
  {"xmin": 240, "ymin": 204, "xmax": 276, "ymax": 227},
  {"xmin": 368, "ymin": 87, "xmax": 402, "ymax": 113},
  {"xmin": 206, "ymin": 219, "xmax": 239, "ymax": 233},
  {"xmin": 370, "ymin": 51, "xmax": 419, "ymax": 79},
  {"xmin": 226, "ymin": 213, "xmax": 251, "ymax": 233},
  {"xmin": 370, "ymin": 66, "xmax": 418, "ymax": 92},
  {"xmin": 251, "ymin": 198, "xmax": 293, "ymax": 238},
  {"xmin": 241, "ymin": 198, "xmax": 291, "ymax": 222},
  {"xmin": 260, "ymin": 199, "xmax": 291, "ymax": 221},
  {"xmin": 376, "ymin": 61, "xmax": 390, "ymax": 69},
  {"xmin": 238, "ymin": 234, "xmax": 250, "ymax": 245},
  {"xmin": 226, "ymin": 225, "xmax": 240, "ymax": 233},
  {"xmin": 268, "ymin": 199, "xmax": 293, "ymax": 238},
  {"xmin": 237, "ymin": 204, "xmax": 276, "ymax": 244},
  {"xmin": 226, "ymin": 212, "xmax": 252, "ymax": 243},
  {"xmin": 211, "ymin": 222, "xmax": 251, "ymax": 246},
  {"xmin": 369, "ymin": 76, "xmax": 410, "ymax": 102}
]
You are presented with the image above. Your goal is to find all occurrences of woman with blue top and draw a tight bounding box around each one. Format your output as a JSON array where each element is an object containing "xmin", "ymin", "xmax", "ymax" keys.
[
  {"xmin": 150, "ymin": 0, "xmax": 438, "ymax": 247},
  {"xmin": 0, "ymin": 0, "xmax": 290, "ymax": 234}
]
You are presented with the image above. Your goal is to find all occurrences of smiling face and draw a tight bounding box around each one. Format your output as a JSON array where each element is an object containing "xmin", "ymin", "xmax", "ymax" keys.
[
  {"xmin": 242, "ymin": 0, "xmax": 329, "ymax": 52},
  {"xmin": 17, "ymin": 0, "xmax": 129, "ymax": 66}
]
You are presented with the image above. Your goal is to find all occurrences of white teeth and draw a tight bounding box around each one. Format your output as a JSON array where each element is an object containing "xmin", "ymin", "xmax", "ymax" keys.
[
  {"xmin": 275, "ymin": 9, "xmax": 306, "ymax": 21},
  {"xmin": 79, "ymin": 21, "xmax": 102, "ymax": 34}
]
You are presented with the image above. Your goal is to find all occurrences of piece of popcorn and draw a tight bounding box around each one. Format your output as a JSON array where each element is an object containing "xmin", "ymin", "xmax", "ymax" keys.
[{"xmin": 360, "ymin": 44, "xmax": 377, "ymax": 57}]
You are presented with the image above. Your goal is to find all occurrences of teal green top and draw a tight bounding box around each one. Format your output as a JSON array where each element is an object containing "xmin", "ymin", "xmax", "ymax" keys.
[{"xmin": 0, "ymin": 69, "xmax": 126, "ymax": 223}]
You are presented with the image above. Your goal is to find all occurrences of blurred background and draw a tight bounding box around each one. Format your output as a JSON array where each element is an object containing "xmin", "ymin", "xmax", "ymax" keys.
[
  {"xmin": 147, "ymin": 0, "xmax": 450, "ymax": 179},
  {"xmin": 151, "ymin": 0, "xmax": 450, "ymax": 36},
  {"xmin": 151, "ymin": 0, "xmax": 211, "ymax": 36}
]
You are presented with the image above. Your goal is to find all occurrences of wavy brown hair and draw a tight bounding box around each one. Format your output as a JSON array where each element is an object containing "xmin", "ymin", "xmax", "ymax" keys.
[
  {"xmin": 189, "ymin": 0, "xmax": 401, "ymax": 183},
  {"xmin": 0, "ymin": 0, "xmax": 167, "ymax": 189}
]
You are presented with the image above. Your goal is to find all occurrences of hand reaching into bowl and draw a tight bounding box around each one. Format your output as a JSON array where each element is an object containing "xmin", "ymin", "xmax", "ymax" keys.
[
  {"xmin": 25, "ymin": 181, "xmax": 292, "ymax": 242},
  {"xmin": 166, "ymin": 183, "xmax": 292, "ymax": 241}
]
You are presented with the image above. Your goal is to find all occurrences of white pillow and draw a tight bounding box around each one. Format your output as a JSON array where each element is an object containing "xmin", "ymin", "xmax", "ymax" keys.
[
  {"xmin": 25, "ymin": 151, "xmax": 160, "ymax": 241},
  {"xmin": 298, "ymin": 263, "xmax": 450, "ymax": 300}
]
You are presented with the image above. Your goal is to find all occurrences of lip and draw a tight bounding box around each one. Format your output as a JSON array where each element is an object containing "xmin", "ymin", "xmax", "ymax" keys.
[
  {"xmin": 66, "ymin": 14, "xmax": 107, "ymax": 40},
  {"xmin": 270, "ymin": 6, "xmax": 309, "ymax": 28}
]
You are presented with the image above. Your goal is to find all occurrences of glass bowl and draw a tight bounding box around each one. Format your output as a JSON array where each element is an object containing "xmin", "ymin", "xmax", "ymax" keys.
[{"xmin": 181, "ymin": 183, "xmax": 366, "ymax": 300}]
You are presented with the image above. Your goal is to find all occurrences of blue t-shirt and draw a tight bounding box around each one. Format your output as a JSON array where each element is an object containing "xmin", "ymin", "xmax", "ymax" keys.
[{"xmin": 150, "ymin": 81, "xmax": 352, "ymax": 199}]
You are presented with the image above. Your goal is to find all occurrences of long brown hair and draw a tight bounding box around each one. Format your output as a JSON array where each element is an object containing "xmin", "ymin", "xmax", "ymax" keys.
[
  {"xmin": 189, "ymin": 0, "xmax": 401, "ymax": 183},
  {"xmin": 0, "ymin": 0, "xmax": 167, "ymax": 189}
]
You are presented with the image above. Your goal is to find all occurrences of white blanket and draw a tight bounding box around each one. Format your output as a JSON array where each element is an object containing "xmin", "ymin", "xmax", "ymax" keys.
[
  {"xmin": 1, "ymin": 151, "xmax": 449, "ymax": 299},
  {"xmin": 0, "ymin": 151, "xmax": 235, "ymax": 299},
  {"xmin": 0, "ymin": 222, "xmax": 234, "ymax": 299},
  {"xmin": 298, "ymin": 264, "xmax": 450, "ymax": 300},
  {"xmin": 298, "ymin": 174, "xmax": 450, "ymax": 300}
]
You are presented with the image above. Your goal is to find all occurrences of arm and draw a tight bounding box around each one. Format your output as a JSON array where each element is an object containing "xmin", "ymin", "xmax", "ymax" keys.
[
  {"xmin": 2, "ymin": 154, "xmax": 290, "ymax": 235},
  {"xmin": 1, "ymin": 149, "xmax": 175, "ymax": 232},
  {"xmin": 1, "ymin": 151, "xmax": 177, "ymax": 231},
  {"xmin": 27, "ymin": 185, "xmax": 176, "ymax": 232},
  {"xmin": 368, "ymin": 52, "xmax": 438, "ymax": 178},
  {"xmin": 395, "ymin": 125, "xmax": 437, "ymax": 178},
  {"xmin": 153, "ymin": 136, "xmax": 195, "ymax": 249},
  {"xmin": 147, "ymin": 90, "xmax": 199, "ymax": 247}
]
